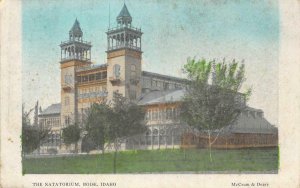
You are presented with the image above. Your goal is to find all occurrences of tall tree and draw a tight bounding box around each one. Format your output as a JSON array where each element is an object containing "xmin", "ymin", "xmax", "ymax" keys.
[
  {"xmin": 181, "ymin": 58, "xmax": 251, "ymax": 162},
  {"xmin": 107, "ymin": 92, "xmax": 147, "ymax": 173},
  {"xmin": 62, "ymin": 124, "xmax": 81, "ymax": 153},
  {"xmin": 85, "ymin": 102, "xmax": 111, "ymax": 154},
  {"xmin": 84, "ymin": 93, "xmax": 146, "ymax": 173}
]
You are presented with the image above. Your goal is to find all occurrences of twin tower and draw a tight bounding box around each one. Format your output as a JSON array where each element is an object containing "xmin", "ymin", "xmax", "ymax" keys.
[{"xmin": 59, "ymin": 4, "xmax": 143, "ymax": 126}]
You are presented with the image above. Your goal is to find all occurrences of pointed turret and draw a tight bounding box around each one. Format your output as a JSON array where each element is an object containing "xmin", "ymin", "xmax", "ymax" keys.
[
  {"xmin": 106, "ymin": 3, "xmax": 142, "ymax": 102},
  {"xmin": 117, "ymin": 4, "xmax": 132, "ymax": 26},
  {"xmin": 107, "ymin": 3, "xmax": 142, "ymax": 52},
  {"xmin": 69, "ymin": 19, "xmax": 83, "ymax": 41},
  {"xmin": 60, "ymin": 19, "xmax": 92, "ymax": 62}
]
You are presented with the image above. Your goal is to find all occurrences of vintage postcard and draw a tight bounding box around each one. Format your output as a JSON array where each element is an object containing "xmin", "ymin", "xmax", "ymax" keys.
[{"xmin": 0, "ymin": 0, "xmax": 299, "ymax": 187}]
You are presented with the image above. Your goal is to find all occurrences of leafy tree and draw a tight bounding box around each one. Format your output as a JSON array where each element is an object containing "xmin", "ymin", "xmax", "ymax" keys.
[
  {"xmin": 22, "ymin": 105, "xmax": 49, "ymax": 155},
  {"xmin": 181, "ymin": 58, "xmax": 251, "ymax": 162},
  {"xmin": 62, "ymin": 124, "xmax": 81, "ymax": 153},
  {"xmin": 85, "ymin": 102, "xmax": 111, "ymax": 154},
  {"xmin": 85, "ymin": 93, "xmax": 146, "ymax": 173},
  {"xmin": 106, "ymin": 92, "xmax": 147, "ymax": 173}
]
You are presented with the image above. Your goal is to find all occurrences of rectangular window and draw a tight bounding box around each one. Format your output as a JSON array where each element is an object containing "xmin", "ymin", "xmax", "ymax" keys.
[
  {"xmin": 145, "ymin": 111, "xmax": 149, "ymax": 120},
  {"xmin": 149, "ymin": 110, "xmax": 152, "ymax": 120},
  {"xmin": 95, "ymin": 73, "xmax": 101, "ymax": 80},
  {"xmin": 64, "ymin": 116, "xmax": 68, "ymax": 125},
  {"xmin": 158, "ymin": 110, "xmax": 162, "ymax": 120},
  {"xmin": 89, "ymin": 74, "xmax": 95, "ymax": 81},
  {"xmin": 153, "ymin": 110, "xmax": 158, "ymax": 120},
  {"xmin": 76, "ymin": 76, "xmax": 81, "ymax": 83},
  {"xmin": 65, "ymin": 96, "xmax": 70, "ymax": 106},
  {"xmin": 64, "ymin": 75, "xmax": 69, "ymax": 84},
  {"xmin": 65, "ymin": 116, "xmax": 70, "ymax": 125},
  {"xmin": 82, "ymin": 76, "xmax": 88, "ymax": 82},
  {"xmin": 157, "ymin": 81, "xmax": 161, "ymax": 88},
  {"xmin": 166, "ymin": 108, "xmax": 172, "ymax": 119},
  {"xmin": 102, "ymin": 71, "xmax": 107, "ymax": 79}
]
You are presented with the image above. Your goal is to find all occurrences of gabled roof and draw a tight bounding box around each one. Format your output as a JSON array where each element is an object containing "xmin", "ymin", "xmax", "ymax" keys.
[
  {"xmin": 223, "ymin": 107, "xmax": 277, "ymax": 134},
  {"xmin": 117, "ymin": 4, "xmax": 131, "ymax": 18},
  {"xmin": 39, "ymin": 103, "xmax": 61, "ymax": 116}
]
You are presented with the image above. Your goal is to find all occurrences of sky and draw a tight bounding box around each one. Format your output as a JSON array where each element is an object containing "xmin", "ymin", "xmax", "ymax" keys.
[{"xmin": 22, "ymin": 0, "xmax": 279, "ymax": 125}]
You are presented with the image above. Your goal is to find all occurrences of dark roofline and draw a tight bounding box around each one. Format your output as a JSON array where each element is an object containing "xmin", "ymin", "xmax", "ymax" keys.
[
  {"xmin": 38, "ymin": 112, "xmax": 60, "ymax": 117},
  {"xmin": 38, "ymin": 103, "xmax": 61, "ymax": 116},
  {"xmin": 142, "ymin": 71, "xmax": 188, "ymax": 83},
  {"xmin": 76, "ymin": 63, "xmax": 107, "ymax": 73},
  {"xmin": 245, "ymin": 106, "xmax": 263, "ymax": 112}
]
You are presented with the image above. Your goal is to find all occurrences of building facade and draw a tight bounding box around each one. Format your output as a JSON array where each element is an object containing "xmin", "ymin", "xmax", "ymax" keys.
[
  {"xmin": 38, "ymin": 103, "xmax": 61, "ymax": 153},
  {"xmin": 38, "ymin": 4, "xmax": 277, "ymax": 154}
]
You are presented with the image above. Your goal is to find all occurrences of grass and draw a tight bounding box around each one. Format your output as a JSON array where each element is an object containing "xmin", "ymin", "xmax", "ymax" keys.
[{"xmin": 22, "ymin": 147, "xmax": 279, "ymax": 174}]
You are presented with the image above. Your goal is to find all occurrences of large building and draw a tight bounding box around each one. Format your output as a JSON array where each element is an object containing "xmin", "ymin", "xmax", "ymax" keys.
[{"xmin": 38, "ymin": 4, "xmax": 277, "ymax": 153}]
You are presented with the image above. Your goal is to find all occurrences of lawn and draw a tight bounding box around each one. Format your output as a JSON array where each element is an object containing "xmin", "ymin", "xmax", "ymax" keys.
[{"xmin": 22, "ymin": 147, "xmax": 279, "ymax": 174}]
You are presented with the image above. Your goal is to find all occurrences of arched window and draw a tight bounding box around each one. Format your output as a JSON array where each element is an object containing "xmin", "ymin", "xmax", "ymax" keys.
[
  {"xmin": 65, "ymin": 96, "xmax": 70, "ymax": 106},
  {"xmin": 113, "ymin": 64, "xmax": 121, "ymax": 78},
  {"xmin": 131, "ymin": 64, "xmax": 136, "ymax": 79},
  {"xmin": 166, "ymin": 108, "xmax": 172, "ymax": 119},
  {"xmin": 152, "ymin": 129, "xmax": 158, "ymax": 136},
  {"xmin": 129, "ymin": 89, "xmax": 136, "ymax": 100},
  {"xmin": 145, "ymin": 130, "xmax": 151, "ymax": 136}
]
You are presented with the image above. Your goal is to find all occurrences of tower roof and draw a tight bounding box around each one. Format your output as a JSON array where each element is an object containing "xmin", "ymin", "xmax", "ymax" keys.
[
  {"xmin": 69, "ymin": 19, "xmax": 83, "ymax": 38},
  {"xmin": 117, "ymin": 3, "xmax": 131, "ymax": 18},
  {"xmin": 116, "ymin": 4, "xmax": 132, "ymax": 25}
]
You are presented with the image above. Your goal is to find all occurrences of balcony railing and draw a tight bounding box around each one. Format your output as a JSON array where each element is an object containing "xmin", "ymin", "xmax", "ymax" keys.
[
  {"xmin": 60, "ymin": 39, "xmax": 92, "ymax": 46},
  {"xmin": 107, "ymin": 25, "xmax": 141, "ymax": 32},
  {"xmin": 107, "ymin": 44, "xmax": 141, "ymax": 51},
  {"xmin": 61, "ymin": 56, "xmax": 91, "ymax": 62},
  {"xmin": 76, "ymin": 78, "xmax": 107, "ymax": 85},
  {"xmin": 62, "ymin": 83, "xmax": 72, "ymax": 91},
  {"xmin": 76, "ymin": 64, "xmax": 107, "ymax": 72},
  {"xmin": 109, "ymin": 76, "xmax": 121, "ymax": 85}
]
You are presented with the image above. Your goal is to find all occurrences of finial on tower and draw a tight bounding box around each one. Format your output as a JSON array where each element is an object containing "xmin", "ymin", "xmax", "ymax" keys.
[
  {"xmin": 60, "ymin": 19, "xmax": 92, "ymax": 62},
  {"xmin": 117, "ymin": 3, "xmax": 132, "ymax": 26},
  {"xmin": 69, "ymin": 19, "xmax": 83, "ymax": 41},
  {"xmin": 107, "ymin": 3, "xmax": 142, "ymax": 52}
]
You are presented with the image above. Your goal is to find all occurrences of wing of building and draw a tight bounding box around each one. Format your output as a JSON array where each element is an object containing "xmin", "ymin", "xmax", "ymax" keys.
[{"xmin": 37, "ymin": 4, "xmax": 277, "ymax": 154}]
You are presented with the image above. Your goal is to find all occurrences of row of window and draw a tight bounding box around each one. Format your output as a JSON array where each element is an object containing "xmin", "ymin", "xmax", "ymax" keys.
[
  {"xmin": 41, "ymin": 133, "xmax": 61, "ymax": 146},
  {"xmin": 47, "ymin": 134, "xmax": 61, "ymax": 142},
  {"xmin": 78, "ymin": 86, "xmax": 107, "ymax": 95},
  {"xmin": 142, "ymin": 77, "xmax": 184, "ymax": 90},
  {"xmin": 64, "ymin": 116, "xmax": 71, "ymax": 125},
  {"xmin": 77, "ymin": 71, "xmax": 107, "ymax": 83},
  {"xmin": 39, "ymin": 118, "xmax": 60, "ymax": 127},
  {"xmin": 145, "ymin": 108, "xmax": 180, "ymax": 121},
  {"xmin": 113, "ymin": 64, "xmax": 137, "ymax": 79}
]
